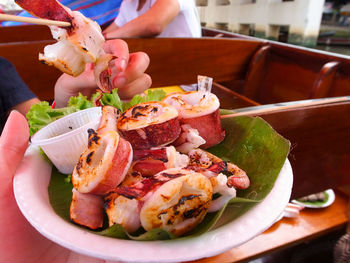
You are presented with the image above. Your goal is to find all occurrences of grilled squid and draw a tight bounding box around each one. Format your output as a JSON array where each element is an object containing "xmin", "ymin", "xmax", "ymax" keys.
[
  {"xmin": 15, "ymin": 0, "xmax": 113, "ymax": 92},
  {"xmin": 117, "ymin": 102, "xmax": 181, "ymax": 150},
  {"xmin": 72, "ymin": 106, "xmax": 133, "ymax": 195},
  {"xmin": 106, "ymin": 168, "xmax": 213, "ymax": 236},
  {"xmin": 39, "ymin": 11, "xmax": 105, "ymax": 77},
  {"xmin": 173, "ymin": 124, "xmax": 206, "ymax": 154},
  {"xmin": 163, "ymin": 91, "xmax": 225, "ymax": 150},
  {"xmin": 140, "ymin": 169, "xmax": 213, "ymax": 236},
  {"xmin": 104, "ymin": 193, "xmax": 141, "ymax": 233},
  {"xmin": 208, "ymin": 174, "xmax": 236, "ymax": 212}
]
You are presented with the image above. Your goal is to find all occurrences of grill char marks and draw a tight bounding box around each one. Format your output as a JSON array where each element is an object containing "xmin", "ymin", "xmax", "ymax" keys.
[{"xmin": 118, "ymin": 102, "xmax": 181, "ymax": 150}]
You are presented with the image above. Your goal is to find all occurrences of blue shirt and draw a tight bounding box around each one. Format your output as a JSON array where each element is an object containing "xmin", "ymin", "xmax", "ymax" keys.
[
  {"xmin": 0, "ymin": 57, "xmax": 36, "ymax": 133},
  {"xmin": 2, "ymin": 0, "xmax": 122, "ymax": 27}
]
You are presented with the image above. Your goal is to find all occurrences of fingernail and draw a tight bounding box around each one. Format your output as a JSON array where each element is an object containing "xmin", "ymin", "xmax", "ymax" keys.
[
  {"xmin": 113, "ymin": 76, "xmax": 126, "ymax": 87},
  {"xmin": 116, "ymin": 58, "xmax": 127, "ymax": 72}
]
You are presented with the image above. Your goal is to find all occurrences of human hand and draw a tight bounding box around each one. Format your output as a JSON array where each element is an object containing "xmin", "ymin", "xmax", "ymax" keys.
[
  {"xmin": 0, "ymin": 111, "xmax": 106, "ymax": 263},
  {"xmin": 54, "ymin": 39, "xmax": 151, "ymax": 108}
]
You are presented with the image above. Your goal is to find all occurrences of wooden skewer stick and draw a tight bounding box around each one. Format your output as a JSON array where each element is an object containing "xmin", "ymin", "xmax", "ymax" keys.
[
  {"xmin": 221, "ymin": 96, "xmax": 350, "ymax": 119},
  {"xmin": 0, "ymin": 13, "xmax": 71, "ymax": 27}
]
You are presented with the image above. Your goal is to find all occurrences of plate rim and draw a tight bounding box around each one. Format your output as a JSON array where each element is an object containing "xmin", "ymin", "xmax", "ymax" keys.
[{"xmin": 13, "ymin": 145, "xmax": 293, "ymax": 263}]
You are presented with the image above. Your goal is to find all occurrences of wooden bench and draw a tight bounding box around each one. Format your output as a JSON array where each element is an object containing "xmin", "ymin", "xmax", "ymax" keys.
[
  {"xmin": 0, "ymin": 25, "xmax": 52, "ymax": 43},
  {"xmin": 202, "ymin": 28, "xmax": 350, "ymax": 104},
  {"xmin": 243, "ymin": 43, "xmax": 348, "ymax": 104},
  {"xmin": 0, "ymin": 24, "xmax": 110, "ymax": 43},
  {"xmin": 260, "ymin": 100, "xmax": 350, "ymax": 199},
  {"xmin": 0, "ymin": 40, "xmax": 60, "ymax": 101}
]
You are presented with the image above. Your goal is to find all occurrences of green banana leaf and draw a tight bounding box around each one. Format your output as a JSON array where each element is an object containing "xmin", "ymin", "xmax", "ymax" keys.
[{"xmin": 48, "ymin": 113, "xmax": 290, "ymax": 240}]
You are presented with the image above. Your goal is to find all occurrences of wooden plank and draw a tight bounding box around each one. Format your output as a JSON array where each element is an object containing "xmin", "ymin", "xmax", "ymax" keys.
[
  {"xmin": 330, "ymin": 60, "xmax": 350, "ymax": 97},
  {"xmin": 0, "ymin": 40, "xmax": 60, "ymax": 101},
  {"xmin": 212, "ymin": 81, "xmax": 260, "ymax": 109},
  {"xmin": 239, "ymin": 38, "xmax": 350, "ymax": 104},
  {"xmin": 189, "ymin": 190, "xmax": 348, "ymax": 263},
  {"xmin": 0, "ymin": 25, "xmax": 52, "ymax": 43},
  {"xmin": 202, "ymin": 28, "xmax": 350, "ymax": 103},
  {"xmin": 243, "ymin": 44, "xmax": 271, "ymax": 101},
  {"xmin": 124, "ymin": 38, "xmax": 262, "ymax": 88},
  {"xmin": 256, "ymin": 45, "xmax": 329, "ymax": 104},
  {"xmin": 310, "ymin": 61, "xmax": 340, "ymax": 98},
  {"xmin": 258, "ymin": 101, "xmax": 350, "ymax": 199}
]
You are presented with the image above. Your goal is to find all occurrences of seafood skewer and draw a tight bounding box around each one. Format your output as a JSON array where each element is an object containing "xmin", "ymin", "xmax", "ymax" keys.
[
  {"xmin": 163, "ymin": 91, "xmax": 225, "ymax": 151},
  {"xmin": 15, "ymin": 0, "xmax": 114, "ymax": 92}
]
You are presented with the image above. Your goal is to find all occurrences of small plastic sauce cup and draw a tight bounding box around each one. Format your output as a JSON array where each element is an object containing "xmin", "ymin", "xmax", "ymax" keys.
[{"xmin": 31, "ymin": 107, "xmax": 102, "ymax": 174}]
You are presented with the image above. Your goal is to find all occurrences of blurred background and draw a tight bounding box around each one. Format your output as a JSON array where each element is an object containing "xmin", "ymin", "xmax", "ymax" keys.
[
  {"xmin": 196, "ymin": 0, "xmax": 350, "ymax": 56},
  {"xmin": 1, "ymin": 0, "xmax": 350, "ymax": 54},
  {"xmin": 6, "ymin": 0, "xmax": 348, "ymax": 54}
]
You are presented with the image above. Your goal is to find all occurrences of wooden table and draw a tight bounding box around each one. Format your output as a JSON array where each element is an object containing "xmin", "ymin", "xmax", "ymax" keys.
[{"xmin": 189, "ymin": 190, "xmax": 348, "ymax": 263}]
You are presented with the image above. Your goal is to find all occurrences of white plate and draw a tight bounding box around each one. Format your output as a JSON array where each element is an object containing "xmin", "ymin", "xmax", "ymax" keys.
[
  {"xmin": 292, "ymin": 189, "xmax": 335, "ymax": 209},
  {"xmin": 13, "ymin": 145, "xmax": 293, "ymax": 263}
]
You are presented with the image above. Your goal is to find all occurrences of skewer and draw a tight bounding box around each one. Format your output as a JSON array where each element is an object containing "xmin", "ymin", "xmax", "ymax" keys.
[
  {"xmin": 221, "ymin": 96, "xmax": 350, "ymax": 119},
  {"xmin": 0, "ymin": 13, "xmax": 71, "ymax": 27}
]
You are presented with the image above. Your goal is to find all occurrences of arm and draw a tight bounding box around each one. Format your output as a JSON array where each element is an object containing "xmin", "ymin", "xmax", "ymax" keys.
[
  {"xmin": 11, "ymin": 97, "xmax": 40, "ymax": 116},
  {"xmin": 103, "ymin": 22, "xmax": 119, "ymax": 36},
  {"xmin": 103, "ymin": 0, "xmax": 180, "ymax": 38}
]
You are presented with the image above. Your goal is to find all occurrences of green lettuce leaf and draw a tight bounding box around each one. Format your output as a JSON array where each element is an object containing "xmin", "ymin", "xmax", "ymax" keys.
[
  {"xmin": 48, "ymin": 113, "xmax": 290, "ymax": 241},
  {"xmin": 27, "ymin": 89, "xmax": 166, "ymax": 136},
  {"xmin": 26, "ymin": 102, "xmax": 78, "ymax": 136},
  {"xmin": 67, "ymin": 93, "xmax": 95, "ymax": 110},
  {"xmin": 27, "ymin": 93, "xmax": 94, "ymax": 136},
  {"xmin": 100, "ymin": 88, "xmax": 166, "ymax": 112}
]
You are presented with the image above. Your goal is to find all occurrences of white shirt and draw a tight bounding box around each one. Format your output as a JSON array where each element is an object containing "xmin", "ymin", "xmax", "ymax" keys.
[{"xmin": 114, "ymin": 0, "xmax": 201, "ymax": 37}]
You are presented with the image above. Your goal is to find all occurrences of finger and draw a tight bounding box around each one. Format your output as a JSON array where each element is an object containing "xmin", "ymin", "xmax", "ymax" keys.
[
  {"xmin": 113, "ymin": 52, "xmax": 150, "ymax": 89},
  {"xmin": 118, "ymin": 73, "xmax": 152, "ymax": 99},
  {"xmin": 0, "ymin": 111, "xmax": 29, "ymax": 178},
  {"xmin": 103, "ymin": 39, "xmax": 130, "ymax": 73},
  {"xmin": 54, "ymin": 70, "xmax": 96, "ymax": 108}
]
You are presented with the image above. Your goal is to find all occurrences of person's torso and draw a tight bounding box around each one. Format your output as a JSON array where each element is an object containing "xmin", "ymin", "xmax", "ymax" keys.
[{"xmin": 119, "ymin": 0, "xmax": 201, "ymax": 37}]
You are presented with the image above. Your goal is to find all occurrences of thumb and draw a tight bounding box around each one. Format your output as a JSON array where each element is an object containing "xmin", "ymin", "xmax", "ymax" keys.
[{"xmin": 0, "ymin": 111, "xmax": 29, "ymax": 178}]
